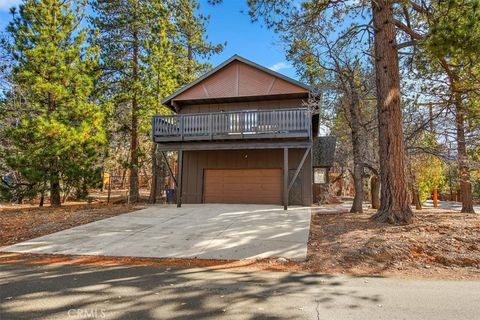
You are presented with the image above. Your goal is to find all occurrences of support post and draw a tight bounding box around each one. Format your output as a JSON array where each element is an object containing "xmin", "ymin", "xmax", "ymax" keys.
[
  {"xmin": 151, "ymin": 146, "xmax": 158, "ymax": 204},
  {"xmin": 283, "ymin": 148, "xmax": 289, "ymax": 210},
  {"xmin": 161, "ymin": 151, "xmax": 177, "ymax": 187},
  {"xmin": 177, "ymin": 150, "xmax": 183, "ymax": 208}
]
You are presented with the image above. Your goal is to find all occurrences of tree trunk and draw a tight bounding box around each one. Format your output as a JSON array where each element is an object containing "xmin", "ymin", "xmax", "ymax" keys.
[
  {"xmin": 149, "ymin": 143, "xmax": 158, "ymax": 203},
  {"xmin": 337, "ymin": 174, "xmax": 343, "ymax": 196},
  {"xmin": 351, "ymin": 165, "xmax": 364, "ymax": 213},
  {"xmin": 187, "ymin": 42, "xmax": 193, "ymax": 79},
  {"xmin": 370, "ymin": 0, "xmax": 413, "ymax": 224},
  {"xmin": 409, "ymin": 164, "xmax": 421, "ymax": 210},
  {"xmin": 454, "ymin": 92, "xmax": 475, "ymax": 213},
  {"xmin": 348, "ymin": 80, "xmax": 364, "ymax": 213},
  {"xmin": 50, "ymin": 173, "xmax": 61, "ymax": 207},
  {"xmin": 370, "ymin": 175, "xmax": 380, "ymax": 209},
  {"xmin": 412, "ymin": 188, "xmax": 422, "ymax": 210},
  {"xmin": 129, "ymin": 27, "xmax": 140, "ymax": 202},
  {"xmin": 39, "ymin": 192, "xmax": 44, "ymax": 207},
  {"xmin": 39, "ymin": 179, "xmax": 46, "ymax": 207},
  {"xmin": 149, "ymin": 67, "xmax": 162, "ymax": 203}
]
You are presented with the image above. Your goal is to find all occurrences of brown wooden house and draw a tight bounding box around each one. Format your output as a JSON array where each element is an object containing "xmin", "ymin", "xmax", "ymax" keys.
[{"xmin": 153, "ymin": 55, "xmax": 318, "ymax": 209}]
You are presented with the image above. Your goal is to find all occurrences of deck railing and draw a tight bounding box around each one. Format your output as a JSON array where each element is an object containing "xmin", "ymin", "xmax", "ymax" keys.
[{"xmin": 153, "ymin": 108, "xmax": 311, "ymax": 142}]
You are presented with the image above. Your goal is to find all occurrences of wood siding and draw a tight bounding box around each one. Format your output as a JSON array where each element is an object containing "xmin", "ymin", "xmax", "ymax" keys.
[
  {"xmin": 173, "ymin": 61, "xmax": 308, "ymax": 103},
  {"xmin": 181, "ymin": 148, "xmax": 312, "ymax": 206},
  {"xmin": 178, "ymin": 98, "xmax": 305, "ymax": 114}
]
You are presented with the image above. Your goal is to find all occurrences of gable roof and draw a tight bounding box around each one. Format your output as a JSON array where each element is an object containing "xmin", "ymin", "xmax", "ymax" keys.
[{"xmin": 162, "ymin": 55, "xmax": 310, "ymax": 107}]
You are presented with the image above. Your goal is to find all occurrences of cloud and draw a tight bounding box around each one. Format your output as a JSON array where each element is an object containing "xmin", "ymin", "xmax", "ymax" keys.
[
  {"xmin": 0, "ymin": 0, "xmax": 22, "ymax": 12},
  {"xmin": 269, "ymin": 61, "xmax": 291, "ymax": 72}
]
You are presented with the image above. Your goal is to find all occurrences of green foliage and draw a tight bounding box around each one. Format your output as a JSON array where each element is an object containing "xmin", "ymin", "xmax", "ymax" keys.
[
  {"xmin": 415, "ymin": 155, "xmax": 446, "ymax": 203},
  {"xmin": 173, "ymin": 0, "xmax": 224, "ymax": 82},
  {"xmin": 473, "ymin": 178, "xmax": 480, "ymax": 199},
  {"xmin": 1, "ymin": 0, "xmax": 105, "ymax": 202},
  {"xmin": 424, "ymin": 0, "xmax": 480, "ymax": 59},
  {"xmin": 91, "ymin": 0, "xmax": 223, "ymax": 176}
]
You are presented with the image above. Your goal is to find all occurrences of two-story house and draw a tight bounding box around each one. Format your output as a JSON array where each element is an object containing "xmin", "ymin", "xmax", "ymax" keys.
[{"xmin": 153, "ymin": 55, "xmax": 320, "ymax": 209}]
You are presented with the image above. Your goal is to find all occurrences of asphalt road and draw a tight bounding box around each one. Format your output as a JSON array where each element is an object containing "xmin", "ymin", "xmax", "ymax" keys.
[
  {"xmin": 422, "ymin": 200, "xmax": 480, "ymax": 212},
  {"xmin": 1, "ymin": 263, "xmax": 479, "ymax": 320}
]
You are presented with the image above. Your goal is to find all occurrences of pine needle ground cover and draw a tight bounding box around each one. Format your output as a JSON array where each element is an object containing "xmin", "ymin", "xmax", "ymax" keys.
[
  {"xmin": 305, "ymin": 206, "xmax": 480, "ymax": 280},
  {"xmin": 0, "ymin": 204, "xmax": 478, "ymax": 280},
  {"xmin": 0, "ymin": 203, "xmax": 145, "ymax": 247}
]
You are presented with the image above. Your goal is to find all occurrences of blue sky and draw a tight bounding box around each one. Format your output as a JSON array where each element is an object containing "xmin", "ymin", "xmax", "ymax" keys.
[
  {"xmin": 197, "ymin": 0, "xmax": 295, "ymax": 78},
  {"xmin": 0, "ymin": 0, "xmax": 297, "ymax": 79}
]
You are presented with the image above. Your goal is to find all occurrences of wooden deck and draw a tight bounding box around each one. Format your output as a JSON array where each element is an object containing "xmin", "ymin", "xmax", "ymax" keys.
[{"xmin": 152, "ymin": 108, "xmax": 311, "ymax": 143}]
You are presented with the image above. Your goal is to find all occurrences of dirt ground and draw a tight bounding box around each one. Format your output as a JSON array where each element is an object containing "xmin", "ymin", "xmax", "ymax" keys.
[
  {"xmin": 304, "ymin": 206, "xmax": 480, "ymax": 280},
  {"xmin": 0, "ymin": 202, "xmax": 145, "ymax": 247},
  {"xmin": 0, "ymin": 203, "xmax": 479, "ymax": 280}
]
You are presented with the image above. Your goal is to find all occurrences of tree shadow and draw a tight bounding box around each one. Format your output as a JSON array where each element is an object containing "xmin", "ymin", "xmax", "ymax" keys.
[{"xmin": 0, "ymin": 262, "xmax": 382, "ymax": 320}]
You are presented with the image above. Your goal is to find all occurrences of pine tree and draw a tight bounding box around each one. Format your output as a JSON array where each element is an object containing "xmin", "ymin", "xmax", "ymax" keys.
[
  {"xmin": 91, "ymin": 0, "xmax": 147, "ymax": 202},
  {"xmin": 2, "ymin": 0, "xmax": 105, "ymax": 206},
  {"xmin": 424, "ymin": 1, "xmax": 480, "ymax": 213},
  {"xmin": 244, "ymin": 0, "xmax": 413, "ymax": 223},
  {"xmin": 142, "ymin": 0, "xmax": 180, "ymax": 202},
  {"xmin": 92, "ymin": 0, "xmax": 223, "ymax": 201},
  {"xmin": 400, "ymin": 0, "xmax": 480, "ymax": 213},
  {"xmin": 174, "ymin": 0, "xmax": 224, "ymax": 82}
]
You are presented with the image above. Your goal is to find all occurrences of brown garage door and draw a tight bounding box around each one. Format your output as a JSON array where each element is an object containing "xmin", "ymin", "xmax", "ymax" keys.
[{"xmin": 203, "ymin": 169, "xmax": 282, "ymax": 204}]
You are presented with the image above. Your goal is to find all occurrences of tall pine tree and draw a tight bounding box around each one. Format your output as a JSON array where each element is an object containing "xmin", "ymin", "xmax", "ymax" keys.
[
  {"xmin": 92, "ymin": 0, "xmax": 223, "ymax": 201},
  {"xmin": 2, "ymin": 0, "xmax": 105, "ymax": 206},
  {"xmin": 174, "ymin": 0, "xmax": 224, "ymax": 82},
  {"xmin": 91, "ymin": 0, "xmax": 147, "ymax": 201}
]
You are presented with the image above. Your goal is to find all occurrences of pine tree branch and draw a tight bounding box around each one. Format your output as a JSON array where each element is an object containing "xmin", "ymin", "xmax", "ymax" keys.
[
  {"xmin": 393, "ymin": 19, "xmax": 423, "ymax": 40},
  {"xmin": 396, "ymin": 40, "xmax": 417, "ymax": 49}
]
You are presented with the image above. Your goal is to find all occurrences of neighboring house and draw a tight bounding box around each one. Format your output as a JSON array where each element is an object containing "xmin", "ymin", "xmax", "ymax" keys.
[{"xmin": 153, "ymin": 55, "xmax": 322, "ymax": 209}]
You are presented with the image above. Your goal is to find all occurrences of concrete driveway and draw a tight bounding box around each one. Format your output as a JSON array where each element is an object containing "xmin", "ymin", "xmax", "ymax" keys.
[{"xmin": 1, "ymin": 204, "xmax": 311, "ymax": 261}]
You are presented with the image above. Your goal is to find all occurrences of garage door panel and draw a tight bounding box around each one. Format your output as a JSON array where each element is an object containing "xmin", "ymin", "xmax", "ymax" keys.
[
  {"xmin": 205, "ymin": 196, "xmax": 281, "ymax": 205},
  {"xmin": 206, "ymin": 169, "xmax": 279, "ymax": 177},
  {"xmin": 209, "ymin": 181, "xmax": 280, "ymax": 191},
  {"xmin": 204, "ymin": 169, "xmax": 282, "ymax": 204},
  {"xmin": 206, "ymin": 175, "xmax": 282, "ymax": 182}
]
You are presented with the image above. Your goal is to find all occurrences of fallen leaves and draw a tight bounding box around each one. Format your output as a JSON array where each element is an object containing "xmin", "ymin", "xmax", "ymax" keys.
[
  {"xmin": 305, "ymin": 206, "xmax": 480, "ymax": 279},
  {"xmin": 0, "ymin": 202, "xmax": 145, "ymax": 247}
]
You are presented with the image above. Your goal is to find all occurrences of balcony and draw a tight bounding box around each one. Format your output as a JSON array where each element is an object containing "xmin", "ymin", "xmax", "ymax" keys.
[{"xmin": 153, "ymin": 108, "xmax": 311, "ymax": 143}]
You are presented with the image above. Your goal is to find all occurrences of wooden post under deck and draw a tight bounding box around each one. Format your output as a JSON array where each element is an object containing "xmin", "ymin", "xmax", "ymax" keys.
[
  {"xmin": 283, "ymin": 148, "xmax": 288, "ymax": 210},
  {"xmin": 151, "ymin": 147, "xmax": 158, "ymax": 204},
  {"xmin": 177, "ymin": 150, "xmax": 183, "ymax": 208}
]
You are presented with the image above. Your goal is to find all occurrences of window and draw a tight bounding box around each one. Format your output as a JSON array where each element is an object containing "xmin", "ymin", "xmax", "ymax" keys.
[{"xmin": 313, "ymin": 167, "xmax": 327, "ymax": 184}]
